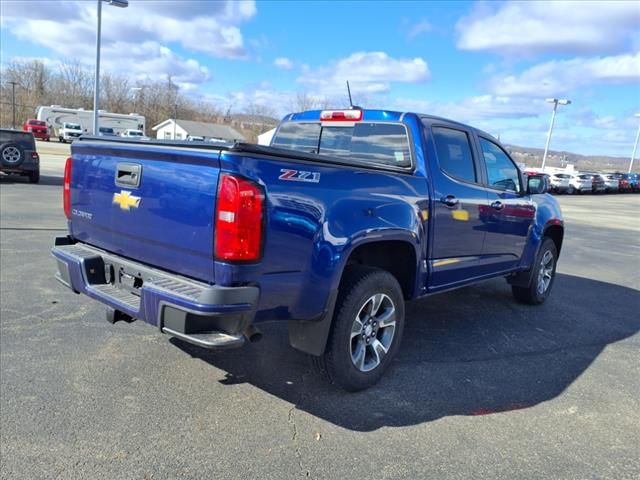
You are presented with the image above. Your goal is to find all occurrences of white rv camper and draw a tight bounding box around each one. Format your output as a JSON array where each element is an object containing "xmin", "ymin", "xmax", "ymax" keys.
[{"xmin": 35, "ymin": 106, "xmax": 146, "ymax": 140}]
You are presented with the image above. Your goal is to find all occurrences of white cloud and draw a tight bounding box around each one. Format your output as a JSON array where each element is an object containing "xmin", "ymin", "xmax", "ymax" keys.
[
  {"xmin": 487, "ymin": 52, "xmax": 640, "ymax": 97},
  {"xmin": 2, "ymin": 0, "xmax": 255, "ymax": 59},
  {"xmin": 297, "ymin": 51, "xmax": 430, "ymax": 96},
  {"xmin": 1, "ymin": 0, "xmax": 254, "ymax": 89},
  {"xmin": 406, "ymin": 19, "xmax": 433, "ymax": 39},
  {"xmin": 456, "ymin": 1, "xmax": 640, "ymax": 56},
  {"xmin": 274, "ymin": 57, "xmax": 294, "ymax": 70},
  {"xmin": 390, "ymin": 95, "xmax": 545, "ymax": 122},
  {"xmin": 101, "ymin": 42, "xmax": 210, "ymax": 89}
]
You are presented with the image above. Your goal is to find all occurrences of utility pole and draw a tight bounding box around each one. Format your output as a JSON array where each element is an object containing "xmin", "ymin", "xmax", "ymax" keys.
[
  {"xmin": 8, "ymin": 81, "xmax": 18, "ymax": 129},
  {"xmin": 173, "ymin": 103, "xmax": 178, "ymax": 139}
]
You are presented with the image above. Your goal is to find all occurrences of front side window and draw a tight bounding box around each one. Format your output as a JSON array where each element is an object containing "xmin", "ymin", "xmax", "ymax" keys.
[
  {"xmin": 479, "ymin": 137, "xmax": 521, "ymax": 193},
  {"xmin": 431, "ymin": 127, "xmax": 477, "ymax": 183}
]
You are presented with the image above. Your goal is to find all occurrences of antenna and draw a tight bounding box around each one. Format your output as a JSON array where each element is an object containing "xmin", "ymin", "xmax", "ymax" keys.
[{"xmin": 346, "ymin": 80, "xmax": 353, "ymax": 108}]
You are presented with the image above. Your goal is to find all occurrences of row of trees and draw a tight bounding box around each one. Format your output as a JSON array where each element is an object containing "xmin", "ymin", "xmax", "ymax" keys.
[{"xmin": 0, "ymin": 59, "xmax": 341, "ymax": 142}]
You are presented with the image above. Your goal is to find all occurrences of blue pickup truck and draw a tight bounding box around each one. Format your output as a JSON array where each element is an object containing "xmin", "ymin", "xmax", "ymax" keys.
[{"xmin": 52, "ymin": 108, "xmax": 563, "ymax": 391}]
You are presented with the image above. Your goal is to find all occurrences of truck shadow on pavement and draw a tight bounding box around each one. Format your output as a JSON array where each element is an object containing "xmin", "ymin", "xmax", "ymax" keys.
[
  {"xmin": 171, "ymin": 273, "xmax": 640, "ymax": 432},
  {"xmin": 0, "ymin": 174, "xmax": 62, "ymax": 186}
]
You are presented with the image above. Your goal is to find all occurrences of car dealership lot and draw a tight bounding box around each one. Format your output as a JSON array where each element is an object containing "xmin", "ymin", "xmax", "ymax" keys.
[{"xmin": 1, "ymin": 170, "xmax": 639, "ymax": 479}]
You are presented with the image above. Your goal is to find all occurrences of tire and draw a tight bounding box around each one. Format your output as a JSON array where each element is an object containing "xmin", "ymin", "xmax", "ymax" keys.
[
  {"xmin": 1, "ymin": 143, "xmax": 24, "ymax": 168},
  {"xmin": 512, "ymin": 237, "xmax": 558, "ymax": 305},
  {"xmin": 314, "ymin": 266, "xmax": 405, "ymax": 391},
  {"xmin": 568, "ymin": 186, "xmax": 575, "ymax": 195},
  {"xmin": 28, "ymin": 170, "xmax": 40, "ymax": 184}
]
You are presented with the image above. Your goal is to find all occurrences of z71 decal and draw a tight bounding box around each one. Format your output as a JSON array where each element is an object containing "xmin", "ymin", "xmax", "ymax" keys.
[{"xmin": 278, "ymin": 169, "xmax": 321, "ymax": 183}]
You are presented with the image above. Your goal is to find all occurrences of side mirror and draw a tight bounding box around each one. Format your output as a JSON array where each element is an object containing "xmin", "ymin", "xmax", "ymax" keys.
[{"xmin": 527, "ymin": 175, "xmax": 548, "ymax": 195}]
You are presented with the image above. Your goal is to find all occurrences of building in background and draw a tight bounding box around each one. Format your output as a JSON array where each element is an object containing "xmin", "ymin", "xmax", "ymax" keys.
[
  {"xmin": 257, "ymin": 128, "xmax": 276, "ymax": 145},
  {"xmin": 152, "ymin": 119, "xmax": 245, "ymax": 142}
]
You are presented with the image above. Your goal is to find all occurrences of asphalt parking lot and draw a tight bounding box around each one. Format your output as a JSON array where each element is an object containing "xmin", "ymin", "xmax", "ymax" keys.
[{"xmin": 1, "ymin": 152, "xmax": 639, "ymax": 480}]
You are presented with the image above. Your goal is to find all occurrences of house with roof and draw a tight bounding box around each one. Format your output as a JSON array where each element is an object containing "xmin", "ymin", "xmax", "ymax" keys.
[{"xmin": 152, "ymin": 119, "xmax": 246, "ymax": 142}]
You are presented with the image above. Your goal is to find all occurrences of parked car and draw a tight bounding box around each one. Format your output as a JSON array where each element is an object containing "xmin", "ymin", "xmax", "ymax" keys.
[
  {"xmin": 187, "ymin": 135, "xmax": 205, "ymax": 141},
  {"xmin": 98, "ymin": 127, "xmax": 118, "ymax": 137},
  {"xmin": 613, "ymin": 173, "xmax": 634, "ymax": 193},
  {"xmin": 52, "ymin": 108, "xmax": 564, "ymax": 391},
  {"xmin": 22, "ymin": 118, "xmax": 50, "ymax": 141},
  {"xmin": 600, "ymin": 174, "xmax": 619, "ymax": 193},
  {"xmin": 0, "ymin": 128, "xmax": 40, "ymax": 183},
  {"xmin": 548, "ymin": 173, "xmax": 571, "ymax": 193},
  {"xmin": 58, "ymin": 122, "xmax": 83, "ymax": 143},
  {"xmin": 120, "ymin": 129, "xmax": 148, "ymax": 139},
  {"xmin": 579, "ymin": 173, "xmax": 605, "ymax": 193},
  {"xmin": 627, "ymin": 173, "xmax": 639, "ymax": 192},
  {"xmin": 568, "ymin": 174, "xmax": 592, "ymax": 194}
]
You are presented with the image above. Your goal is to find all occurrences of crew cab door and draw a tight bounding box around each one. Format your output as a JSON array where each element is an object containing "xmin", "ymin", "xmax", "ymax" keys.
[
  {"xmin": 476, "ymin": 136, "xmax": 535, "ymax": 271},
  {"xmin": 427, "ymin": 125, "xmax": 489, "ymax": 289}
]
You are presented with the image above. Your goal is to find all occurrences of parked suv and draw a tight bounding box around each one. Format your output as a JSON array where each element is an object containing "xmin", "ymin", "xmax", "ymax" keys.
[
  {"xmin": 549, "ymin": 173, "xmax": 571, "ymax": 193},
  {"xmin": 568, "ymin": 174, "xmax": 592, "ymax": 194},
  {"xmin": 58, "ymin": 122, "xmax": 83, "ymax": 143},
  {"xmin": 22, "ymin": 119, "xmax": 50, "ymax": 141},
  {"xmin": 0, "ymin": 128, "xmax": 40, "ymax": 183},
  {"xmin": 601, "ymin": 174, "xmax": 619, "ymax": 193},
  {"xmin": 580, "ymin": 173, "xmax": 605, "ymax": 193}
]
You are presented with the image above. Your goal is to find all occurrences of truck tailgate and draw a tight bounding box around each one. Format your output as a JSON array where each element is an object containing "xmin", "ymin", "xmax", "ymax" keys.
[{"xmin": 69, "ymin": 141, "xmax": 221, "ymax": 283}]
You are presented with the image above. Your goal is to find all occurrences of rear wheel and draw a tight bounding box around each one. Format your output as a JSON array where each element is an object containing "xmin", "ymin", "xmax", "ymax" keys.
[
  {"xmin": 512, "ymin": 237, "xmax": 558, "ymax": 305},
  {"xmin": 314, "ymin": 266, "xmax": 405, "ymax": 391},
  {"xmin": 1, "ymin": 143, "xmax": 24, "ymax": 168}
]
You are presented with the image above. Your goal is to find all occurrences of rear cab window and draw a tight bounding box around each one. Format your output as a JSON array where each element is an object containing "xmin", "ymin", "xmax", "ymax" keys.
[{"xmin": 271, "ymin": 121, "xmax": 412, "ymax": 169}]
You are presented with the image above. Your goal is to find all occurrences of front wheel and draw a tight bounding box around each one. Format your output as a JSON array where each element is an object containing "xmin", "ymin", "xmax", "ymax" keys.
[
  {"xmin": 314, "ymin": 266, "xmax": 405, "ymax": 391},
  {"xmin": 512, "ymin": 238, "xmax": 558, "ymax": 305}
]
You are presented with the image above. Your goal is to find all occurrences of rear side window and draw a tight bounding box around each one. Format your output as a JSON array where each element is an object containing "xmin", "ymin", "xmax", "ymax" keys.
[
  {"xmin": 479, "ymin": 137, "xmax": 521, "ymax": 193},
  {"xmin": 271, "ymin": 122, "xmax": 412, "ymax": 168},
  {"xmin": 431, "ymin": 127, "xmax": 476, "ymax": 183},
  {"xmin": 271, "ymin": 123, "xmax": 321, "ymax": 153}
]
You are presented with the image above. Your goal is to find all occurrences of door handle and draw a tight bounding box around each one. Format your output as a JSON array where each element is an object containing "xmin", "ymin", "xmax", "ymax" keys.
[
  {"xmin": 491, "ymin": 201, "xmax": 504, "ymax": 210},
  {"xmin": 440, "ymin": 195, "xmax": 459, "ymax": 207}
]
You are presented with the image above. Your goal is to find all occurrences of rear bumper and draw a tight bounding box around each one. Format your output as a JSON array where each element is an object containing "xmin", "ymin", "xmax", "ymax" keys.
[{"xmin": 52, "ymin": 237, "xmax": 259, "ymax": 348}]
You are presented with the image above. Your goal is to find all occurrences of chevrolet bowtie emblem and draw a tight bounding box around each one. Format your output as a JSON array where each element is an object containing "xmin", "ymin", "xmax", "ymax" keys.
[{"xmin": 113, "ymin": 190, "xmax": 141, "ymax": 210}]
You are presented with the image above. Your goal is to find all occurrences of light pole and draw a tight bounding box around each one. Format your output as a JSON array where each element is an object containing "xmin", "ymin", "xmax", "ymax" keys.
[
  {"xmin": 629, "ymin": 113, "xmax": 640, "ymax": 174},
  {"xmin": 8, "ymin": 81, "xmax": 18, "ymax": 128},
  {"xmin": 541, "ymin": 98, "xmax": 571, "ymax": 170},
  {"xmin": 93, "ymin": 0, "xmax": 128, "ymax": 135},
  {"xmin": 130, "ymin": 87, "xmax": 142, "ymax": 113}
]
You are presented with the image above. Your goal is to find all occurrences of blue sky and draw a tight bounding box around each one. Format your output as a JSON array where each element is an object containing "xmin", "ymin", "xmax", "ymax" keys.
[{"xmin": 2, "ymin": 0, "xmax": 639, "ymax": 156}]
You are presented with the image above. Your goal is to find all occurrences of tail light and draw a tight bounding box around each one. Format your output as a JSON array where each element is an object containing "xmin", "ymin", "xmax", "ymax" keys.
[
  {"xmin": 214, "ymin": 174, "xmax": 264, "ymax": 262},
  {"xmin": 63, "ymin": 156, "xmax": 72, "ymax": 219}
]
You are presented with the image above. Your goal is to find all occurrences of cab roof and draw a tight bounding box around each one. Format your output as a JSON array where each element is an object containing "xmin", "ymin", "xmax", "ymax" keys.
[{"xmin": 283, "ymin": 109, "xmax": 499, "ymax": 143}]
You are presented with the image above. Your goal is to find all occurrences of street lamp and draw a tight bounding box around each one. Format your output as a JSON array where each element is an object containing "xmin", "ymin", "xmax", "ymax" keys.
[
  {"xmin": 541, "ymin": 98, "xmax": 571, "ymax": 170},
  {"xmin": 130, "ymin": 87, "xmax": 142, "ymax": 113},
  {"xmin": 93, "ymin": 0, "xmax": 128, "ymax": 135},
  {"xmin": 630, "ymin": 113, "xmax": 640, "ymax": 174}
]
